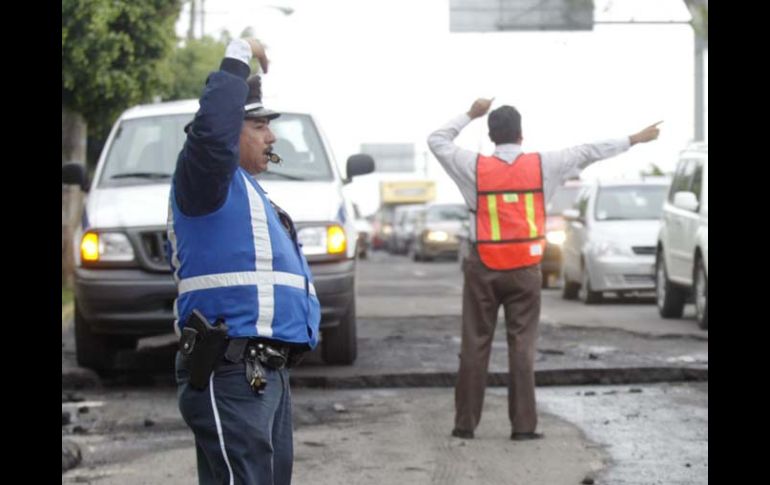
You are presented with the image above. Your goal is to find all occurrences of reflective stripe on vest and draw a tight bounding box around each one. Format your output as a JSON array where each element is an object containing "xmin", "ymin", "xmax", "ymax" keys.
[
  {"xmin": 168, "ymin": 168, "xmax": 321, "ymax": 347},
  {"xmin": 475, "ymin": 153, "xmax": 546, "ymax": 270},
  {"xmin": 177, "ymin": 270, "xmax": 317, "ymax": 296}
]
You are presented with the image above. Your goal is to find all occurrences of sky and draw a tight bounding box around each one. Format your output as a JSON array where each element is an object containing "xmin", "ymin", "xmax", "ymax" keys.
[{"xmin": 176, "ymin": 0, "xmax": 705, "ymax": 216}]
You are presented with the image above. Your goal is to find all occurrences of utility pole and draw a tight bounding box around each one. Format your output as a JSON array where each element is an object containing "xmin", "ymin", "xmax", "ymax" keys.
[
  {"xmin": 683, "ymin": 0, "xmax": 708, "ymax": 141},
  {"xmin": 187, "ymin": 0, "xmax": 197, "ymax": 40},
  {"xmin": 694, "ymin": 35, "xmax": 706, "ymax": 141},
  {"xmin": 200, "ymin": 0, "xmax": 206, "ymax": 38}
]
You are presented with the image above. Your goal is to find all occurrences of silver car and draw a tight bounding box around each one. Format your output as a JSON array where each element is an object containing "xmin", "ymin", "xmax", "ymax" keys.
[
  {"xmin": 561, "ymin": 178, "xmax": 670, "ymax": 303},
  {"xmin": 408, "ymin": 203, "xmax": 469, "ymax": 261}
]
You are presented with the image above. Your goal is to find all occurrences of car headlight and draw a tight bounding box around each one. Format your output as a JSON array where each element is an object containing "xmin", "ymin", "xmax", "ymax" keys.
[
  {"xmin": 593, "ymin": 240, "xmax": 630, "ymax": 257},
  {"xmin": 298, "ymin": 224, "xmax": 347, "ymax": 256},
  {"xmin": 80, "ymin": 232, "xmax": 135, "ymax": 263},
  {"xmin": 425, "ymin": 230, "xmax": 449, "ymax": 242},
  {"xmin": 546, "ymin": 230, "xmax": 566, "ymax": 245}
]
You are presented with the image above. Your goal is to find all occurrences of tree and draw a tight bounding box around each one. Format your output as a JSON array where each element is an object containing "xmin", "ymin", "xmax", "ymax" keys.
[
  {"xmin": 640, "ymin": 163, "xmax": 667, "ymax": 177},
  {"xmin": 162, "ymin": 35, "xmax": 229, "ymax": 101},
  {"xmin": 62, "ymin": 0, "xmax": 181, "ymax": 135},
  {"xmin": 61, "ymin": 0, "xmax": 181, "ymax": 285}
]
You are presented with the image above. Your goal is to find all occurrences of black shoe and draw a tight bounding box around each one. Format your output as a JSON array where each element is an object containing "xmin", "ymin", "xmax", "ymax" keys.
[
  {"xmin": 511, "ymin": 432, "xmax": 544, "ymax": 441},
  {"xmin": 451, "ymin": 428, "xmax": 474, "ymax": 439}
]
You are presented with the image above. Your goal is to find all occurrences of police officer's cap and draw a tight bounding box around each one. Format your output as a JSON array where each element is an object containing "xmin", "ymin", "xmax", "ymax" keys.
[{"xmin": 244, "ymin": 75, "xmax": 280, "ymax": 121}]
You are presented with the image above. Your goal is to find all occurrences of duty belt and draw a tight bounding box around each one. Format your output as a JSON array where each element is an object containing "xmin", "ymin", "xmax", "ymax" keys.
[{"xmin": 223, "ymin": 338, "xmax": 291, "ymax": 369}]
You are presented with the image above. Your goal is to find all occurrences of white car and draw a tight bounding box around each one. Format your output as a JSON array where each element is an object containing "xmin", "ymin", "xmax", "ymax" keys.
[
  {"xmin": 655, "ymin": 143, "xmax": 708, "ymax": 329},
  {"xmin": 388, "ymin": 203, "xmax": 424, "ymax": 255},
  {"xmin": 562, "ymin": 178, "xmax": 670, "ymax": 304},
  {"xmin": 61, "ymin": 99, "xmax": 374, "ymax": 371}
]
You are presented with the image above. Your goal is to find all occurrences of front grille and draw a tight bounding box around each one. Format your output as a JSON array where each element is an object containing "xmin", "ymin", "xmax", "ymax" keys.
[
  {"xmin": 623, "ymin": 274, "xmax": 654, "ymax": 284},
  {"xmin": 631, "ymin": 246, "xmax": 656, "ymax": 255},
  {"xmin": 136, "ymin": 229, "xmax": 171, "ymax": 272}
]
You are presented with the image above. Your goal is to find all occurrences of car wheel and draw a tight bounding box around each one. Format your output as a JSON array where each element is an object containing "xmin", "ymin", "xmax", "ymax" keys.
[
  {"xmin": 541, "ymin": 271, "xmax": 551, "ymax": 289},
  {"xmin": 578, "ymin": 266, "xmax": 602, "ymax": 304},
  {"xmin": 562, "ymin": 274, "xmax": 580, "ymax": 300},
  {"xmin": 409, "ymin": 242, "xmax": 421, "ymax": 262},
  {"xmin": 694, "ymin": 257, "xmax": 708, "ymax": 330},
  {"xmin": 74, "ymin": 303, "xmax": 136, "ymax": 373},
  {"xmin": 656, "ymin": 252, "xmax": 686, "ymax": 318},
  {"xmin": 358, "ymin": 243, "xmax": 367, "ymax": 259},
  {"xmin": 321, "ymin": 298, "xmax": 357, "ymax": 365}
]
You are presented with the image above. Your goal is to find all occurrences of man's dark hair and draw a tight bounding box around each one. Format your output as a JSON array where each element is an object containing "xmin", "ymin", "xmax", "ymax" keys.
[{"xmin": 488, "ymin": 105, "xmax": 522, "ymax": 145}]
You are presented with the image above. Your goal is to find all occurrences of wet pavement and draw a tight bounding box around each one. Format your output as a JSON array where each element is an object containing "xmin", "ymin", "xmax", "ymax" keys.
[
  {"xmin": 533, "ymin": 382, "xmax": 708, "ymax": 484},
  {"xmin": 62, "ymin": 253, "xmax": 708, "ymax": 483},
  {"xmin": 62, "ymin": 383, "xmax": 707, "ymax": 485}
]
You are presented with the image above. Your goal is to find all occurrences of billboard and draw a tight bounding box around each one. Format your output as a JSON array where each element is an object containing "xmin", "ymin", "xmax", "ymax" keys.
[
  {"xmin": 450, "ymin": 0, "xmax": 594, "ymax": 32},
  {"xmin": 380, "ymin": 180, "xmax": 437, "ymax": 204}
]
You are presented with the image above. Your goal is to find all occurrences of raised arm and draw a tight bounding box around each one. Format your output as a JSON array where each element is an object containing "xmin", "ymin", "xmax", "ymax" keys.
[
  {"xmin": 173, "ymin": 38, "xmax": 269, "ymax": 216},
  {"xmin": 541, "ymin": 121, "xmax": 663, "ymax": 187}
]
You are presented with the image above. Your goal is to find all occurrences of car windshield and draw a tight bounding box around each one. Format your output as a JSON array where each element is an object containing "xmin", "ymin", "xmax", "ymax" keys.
[
  {"xmin": 99, "ymin": 114, "xmax": 190, "ymax": 187},
  {"xmin": 258, "ymin": 114, "xmax": 333, "ymax": 182},
  {"xmin": 547, "ymin": 185, "xmax": 581, "ymax": 214},
  {"xmin": 594, "ymin": 185, "xmax": 668, "ymax": 221},
  {"xmin": 426, "ymin": 204, "xmax": 469, "ymax": 222},
  {"xmin": 99, "ymin": 113, "xmax": 332, "ymax": 187},
  {"xmin": 395, "ymin": 205, "xmax": 422, "ymax": 225}
]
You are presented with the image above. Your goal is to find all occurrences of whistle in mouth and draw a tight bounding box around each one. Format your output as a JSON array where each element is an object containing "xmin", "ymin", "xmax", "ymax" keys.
[{"xmin": 268, "ymin": 152, "xmax": 282, "ymax": 164}]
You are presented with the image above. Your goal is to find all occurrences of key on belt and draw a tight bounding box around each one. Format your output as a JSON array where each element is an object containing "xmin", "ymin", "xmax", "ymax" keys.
[{"xmin": 246, "ymin": 348, "xmax": 267, "ymax": 393}]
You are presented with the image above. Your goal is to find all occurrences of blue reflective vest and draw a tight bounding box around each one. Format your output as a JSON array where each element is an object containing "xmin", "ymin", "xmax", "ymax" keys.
[{"xmin": 168, "ymin": 167, "xmax": 320, "ymax": 348}]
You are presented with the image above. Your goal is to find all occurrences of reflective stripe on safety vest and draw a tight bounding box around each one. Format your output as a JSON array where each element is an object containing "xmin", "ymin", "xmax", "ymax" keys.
[
  {"xmin": 177, "ymin": 270, "xmax": 317, "ymax": 297},
  {"xmin": 476, "ymin": 153, "xmax": 546, "ymax": 270},
  {"xmin": 168, "ymin": 168, "xmax": 321, "ymax": 347}
]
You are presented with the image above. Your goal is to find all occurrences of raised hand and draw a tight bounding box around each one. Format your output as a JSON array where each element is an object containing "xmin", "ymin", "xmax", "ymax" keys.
[
  {"xmin": 630, "ymin": 121, "xmax": 663, "ymax": 145},
  {"xmin": 467, "ymin": 98, "xmax": 495, "ymax": 119},
  {"xmin": 244, "ymin": 38, "xmax": 269, "ymax": 74}
]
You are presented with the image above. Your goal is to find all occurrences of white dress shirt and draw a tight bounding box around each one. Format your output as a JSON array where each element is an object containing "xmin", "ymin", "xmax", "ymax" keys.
[{"xmin": 427, "ymin": 113, "xmax": 631, "ymax": 241}]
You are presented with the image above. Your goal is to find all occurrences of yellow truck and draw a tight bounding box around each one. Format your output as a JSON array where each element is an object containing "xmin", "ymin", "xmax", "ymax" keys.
[{"xmin": 380, "ymin": 180, "xmax": 436, "ymax": 204}]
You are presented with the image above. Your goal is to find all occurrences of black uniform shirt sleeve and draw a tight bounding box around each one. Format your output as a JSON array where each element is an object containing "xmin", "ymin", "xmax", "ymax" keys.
[{"xmin": 173, "ymin": 58, "xmax": 250, "ymax": 216}]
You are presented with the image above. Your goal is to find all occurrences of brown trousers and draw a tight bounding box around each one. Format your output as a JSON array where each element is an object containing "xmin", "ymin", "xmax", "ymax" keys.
[{"xmin": 454, "ymin": 246, "xmax": 541, "ymax": 434}]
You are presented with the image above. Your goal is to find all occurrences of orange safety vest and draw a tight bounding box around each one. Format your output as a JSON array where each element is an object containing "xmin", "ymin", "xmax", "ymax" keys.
[{"xmin": 475, "ymin": 153, "xmax": 546, "ymax": 270}]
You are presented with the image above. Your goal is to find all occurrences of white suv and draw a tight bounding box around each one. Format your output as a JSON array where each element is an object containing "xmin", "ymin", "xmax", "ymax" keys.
[{"xmin": 655, "ymin": 143, "xmax": 708, "ymax": 329}]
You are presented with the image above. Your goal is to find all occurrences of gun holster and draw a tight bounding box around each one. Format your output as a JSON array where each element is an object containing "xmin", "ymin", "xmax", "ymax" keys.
[{"xmin": 179, "ymin": 310, "xmax": 229, "ymax": 390}]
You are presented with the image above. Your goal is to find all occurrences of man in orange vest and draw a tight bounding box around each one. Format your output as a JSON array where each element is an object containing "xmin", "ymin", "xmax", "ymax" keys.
[{"xmin": 428, "ymin": 98, "xmax": 660, "ymax": 440}]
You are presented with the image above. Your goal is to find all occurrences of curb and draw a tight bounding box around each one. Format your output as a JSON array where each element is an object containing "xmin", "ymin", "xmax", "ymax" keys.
[
  {"xmin": 288, "ymin": 366, "xmax": 707, "ymax": 389},
  {"xmin": 61, "ymin": 367, "xmax": 101, "ymax": 390},
  {"xmin": 62, "ymin": 365, "xmax": 707, "ymax": 391}
]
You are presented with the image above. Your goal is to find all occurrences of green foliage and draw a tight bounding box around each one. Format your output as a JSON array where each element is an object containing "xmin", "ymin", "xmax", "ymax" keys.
[
  {"xmin": 62, "ymin": 286, "xmax": 74, "ymax": 308},
  {"xmin": 641, "ymin": 163, "xmax": 667, "ymax": 177},
  {"xmin": 162, "ymin": 35, "xmax": 228, "ymax": 100},
  {"xmin": 62, "ymin": 0, "xmax": 182, "ymax": 129}
]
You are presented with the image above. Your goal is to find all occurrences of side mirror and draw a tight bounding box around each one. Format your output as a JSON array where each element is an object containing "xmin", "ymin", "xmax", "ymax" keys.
[
  {"xmin": 62, "ymin": 163, "xmax": 88, "ymax": 192},
  {"xmin": 562, "ymin": 209, "xmax": 581, "ymax": 221},
  {"xmin": 344, "ymin": 154, "xmax": 375, "ymax": 184},
  {"xmin": 673, "ymin": 191, "xmax": 698, "ymax": 212}
]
